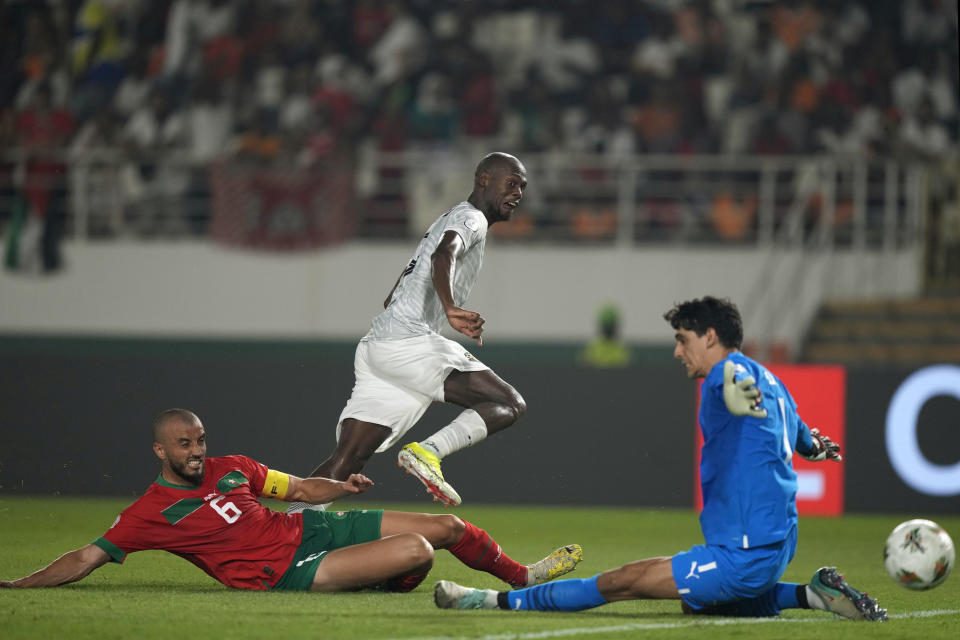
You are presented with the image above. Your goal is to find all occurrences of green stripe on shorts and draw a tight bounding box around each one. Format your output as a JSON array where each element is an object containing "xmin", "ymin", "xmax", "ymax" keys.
[{"xmin": 272, "ymin": 509, "xmax": 383, "ymax": 591}]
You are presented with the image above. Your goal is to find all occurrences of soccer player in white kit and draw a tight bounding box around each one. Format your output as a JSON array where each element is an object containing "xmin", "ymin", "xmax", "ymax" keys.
[{"xmin": 290, "ymin": 152, "xmax": 531, "ymax": 510}]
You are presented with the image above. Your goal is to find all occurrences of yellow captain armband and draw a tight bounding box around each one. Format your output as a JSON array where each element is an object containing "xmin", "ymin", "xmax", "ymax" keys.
[{"xmin": 261, "ymin": 469, "xmax": 291, "ymax": 500}]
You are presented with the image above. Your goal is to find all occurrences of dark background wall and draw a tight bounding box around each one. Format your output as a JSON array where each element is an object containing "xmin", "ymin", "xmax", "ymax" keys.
[
  {"xmin": 0, "ymin": 340, "xmax": 695, "ymax": 507},
  {"xmin": 2, "ymin": 339, "xmax": 958, "ymax": 514}
]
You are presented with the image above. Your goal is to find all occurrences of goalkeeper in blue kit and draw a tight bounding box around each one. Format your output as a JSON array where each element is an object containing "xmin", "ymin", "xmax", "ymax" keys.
[{"xmin": 435, "ymin": 296, "xmax": 887, "ymax": 622}]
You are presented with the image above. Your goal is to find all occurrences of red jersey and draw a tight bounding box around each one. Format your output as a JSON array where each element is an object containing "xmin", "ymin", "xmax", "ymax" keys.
[{"xmin": 93, "ymin": 456, "xmax": 303, "ymax": 590}]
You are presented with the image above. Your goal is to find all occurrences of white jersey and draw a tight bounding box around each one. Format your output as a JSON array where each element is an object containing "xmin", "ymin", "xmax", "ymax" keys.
[{"xmin": 367, "ymin": 201, "xmax": 488, "ymax": 340}]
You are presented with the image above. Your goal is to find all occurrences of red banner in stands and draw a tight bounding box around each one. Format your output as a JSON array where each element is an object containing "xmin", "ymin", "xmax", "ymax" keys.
[
  {"xmin": 694, "ymin": 365, "xmax": 846, "ymax": 516},
  {"xmin": 209, "ymin": 163, "xmax": 355, "ymax": 251}
]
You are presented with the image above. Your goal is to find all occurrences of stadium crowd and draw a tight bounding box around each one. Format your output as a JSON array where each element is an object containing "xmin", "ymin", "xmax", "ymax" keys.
[
  {"xmin": 3, "ymin": 0, "xmax": 956, "ymax": 159},
  {"xmin": 0, "ymin": 0, "xmax": 957, "ymax": 257}
]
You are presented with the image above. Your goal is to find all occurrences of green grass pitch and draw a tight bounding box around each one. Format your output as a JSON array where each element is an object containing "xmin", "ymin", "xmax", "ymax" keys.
[{"xmin": 1, "ymin": 497, "xmax": 957, "ymax": 639}]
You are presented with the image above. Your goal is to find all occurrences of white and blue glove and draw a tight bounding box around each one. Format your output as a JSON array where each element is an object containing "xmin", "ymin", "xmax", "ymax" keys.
[
  {"xmin": 722, "ymin": 360, "xmax": 767, "ymax": 418},
  {"xmin": 798, "ymin": 428, "xmax": 843, "ymax": 462}
]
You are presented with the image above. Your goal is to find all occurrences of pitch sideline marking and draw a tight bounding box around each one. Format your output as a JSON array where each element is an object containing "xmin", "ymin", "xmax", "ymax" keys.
[{"xmin": 396, "ymin": 608, "xmax": 960, "ymax": 640}]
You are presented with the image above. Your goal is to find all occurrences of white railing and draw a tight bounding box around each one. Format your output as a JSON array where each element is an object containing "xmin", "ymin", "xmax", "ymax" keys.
[
  {"xmin": 0, "ymin": 149, "xmax": 928, "ymax": 248},
  {"xmin": 360, "ymin": 151, "xmax": 928, "ymax": 250}
]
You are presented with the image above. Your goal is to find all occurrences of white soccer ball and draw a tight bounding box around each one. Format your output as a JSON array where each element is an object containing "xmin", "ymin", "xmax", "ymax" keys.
[{"xmin": 884, "ymin": 519, "xmax": 955, "ymax": 590}]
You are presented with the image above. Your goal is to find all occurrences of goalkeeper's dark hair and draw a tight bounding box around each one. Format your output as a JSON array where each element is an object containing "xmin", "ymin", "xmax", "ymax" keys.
[
  {"xmin": 152, "ymin": 408, "xmax": 201, "ymax": 443},
  {"xmin": 663, "ymin": 296, "xmax": 743, "ymax": 350}
]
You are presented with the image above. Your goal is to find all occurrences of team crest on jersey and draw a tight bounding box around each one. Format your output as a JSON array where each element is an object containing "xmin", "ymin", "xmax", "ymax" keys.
[
  {"xmin": 463, "ymin": 351, "xmax": 476, "ymax": 361},
  {"xmin": 216, "ymin": 471, "xmax": 249, "ymax": 494},
  {"xmin": 335, "ymin": 511, "xmax": 347, "ymax": 518}
]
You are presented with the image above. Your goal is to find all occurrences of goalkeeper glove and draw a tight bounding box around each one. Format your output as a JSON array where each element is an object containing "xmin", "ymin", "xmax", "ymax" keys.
[
  {"xmin": 798, "ymin": 428, "xmax": 843, "ymax": 462},
  {"xmin": 723, "ymin": 360, "xmax": 767, "ymax": 418}
]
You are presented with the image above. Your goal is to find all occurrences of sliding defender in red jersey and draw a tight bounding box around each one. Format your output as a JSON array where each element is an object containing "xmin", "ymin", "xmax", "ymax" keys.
[{"xmin": 1, "ymin": 409, "xmax": 582, "ymax": 593}]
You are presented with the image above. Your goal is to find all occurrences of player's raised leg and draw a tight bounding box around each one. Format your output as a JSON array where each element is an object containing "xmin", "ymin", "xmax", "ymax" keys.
[
  {"xmin": 312, "ymin": 419, "xmax": 391, "ymax": 480},
  {"xmin": 399, "ymin": 369, "xmax": 525, "ymax": 506},
  {"xmin": 441, "ymin": 369, "xmax": 527, "ymax": 440},
  {"xmin": 380, "ymin": 511, "xmax": 581, "ymax": 588},
  {"xmin": 288, "ymin": 419, "xmax": 390, "ymax": 514},
  {"xmin": 311, "ymin": 533, "xmax": 434, "ymax": 592}
]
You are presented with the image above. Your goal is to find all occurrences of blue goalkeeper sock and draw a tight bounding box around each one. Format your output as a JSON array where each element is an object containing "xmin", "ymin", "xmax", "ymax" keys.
[
  {"xmin": 499, "ymin": 576, "xmax": 608, "ymax": 612},
  {"xmin": 736, "ymin": 582, "xmax": 803, "ymax": 616},
  {"xmin": 773, "ymin": 582, "xmax": 803, "ymax": 610}
]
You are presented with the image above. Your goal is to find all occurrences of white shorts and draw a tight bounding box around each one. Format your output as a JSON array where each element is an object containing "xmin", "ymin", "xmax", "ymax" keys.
[{"xmin": 336, "ymin": 333, "xmax": 489, "ymax": 452}]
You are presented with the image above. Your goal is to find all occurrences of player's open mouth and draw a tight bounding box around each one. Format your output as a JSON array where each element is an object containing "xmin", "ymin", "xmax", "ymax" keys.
[{"xmin": 187, "ymin": 459, "xmax": 203, "ymax": 469}]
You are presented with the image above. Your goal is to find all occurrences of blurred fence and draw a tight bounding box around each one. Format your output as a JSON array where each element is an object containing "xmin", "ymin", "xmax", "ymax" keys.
[{"xmin": 0, "ymin": 149, "xmax": 931, "ymax": 250}]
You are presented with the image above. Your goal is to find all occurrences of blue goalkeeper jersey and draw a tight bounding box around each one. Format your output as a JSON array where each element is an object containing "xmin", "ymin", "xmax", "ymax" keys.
[{"xmin": 698, "ymin": 352, "xmax": 814, "ymax": 549}]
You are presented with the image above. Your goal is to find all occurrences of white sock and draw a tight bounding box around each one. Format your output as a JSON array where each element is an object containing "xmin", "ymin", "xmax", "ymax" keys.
[
  {"xmin": 421, "ymin": 409, "xmax": 488, "ymax": 458},
  {"xmin": 482, "ymin": 589, "xmax": 499, "ymax": 608},
  {"xmin": 805, "ymin": 585, "xmax": 826, "ymax": 610}
]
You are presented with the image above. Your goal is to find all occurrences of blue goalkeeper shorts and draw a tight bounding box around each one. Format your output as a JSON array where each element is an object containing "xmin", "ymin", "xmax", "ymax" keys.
[{"xmin": 671, "ymin": 525, "xmax": 797, "ymax": 610}]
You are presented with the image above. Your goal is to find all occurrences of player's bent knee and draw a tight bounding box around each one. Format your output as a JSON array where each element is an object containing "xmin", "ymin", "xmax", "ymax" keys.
[
  {"xmin": 411, "ymin": 538, "xmax": 435, "ymax": 572},
  {"xmin": 438, "ymin": 515, "xmax": 465, "ymax": 546},
  {"xmin": 500, "ymin": 390, "xmax": 526, "ymax": 423},
  {"xmin": 397, "ymin": 533, "xmax": 435, "ymax": 568},
  {"xmin": 512, "ymin": 392, "xmax": 527, "ymax": 419}
]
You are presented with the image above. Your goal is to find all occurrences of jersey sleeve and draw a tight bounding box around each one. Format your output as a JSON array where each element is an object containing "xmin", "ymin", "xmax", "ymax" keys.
[
  {"xmin": 443, "ymin": 207, "xmax": 485, "ymax": 250},
  {"xmin": 219, "ymin": 454, "xmax": 270, "ymax": 496},
  {"xmin": 794, "ymin": 419, "xmax": 814, "ymax": 454},
  {"xmin": 221, "ymin": 454, "xmax": 289, "ymax": 499},
  {"xmin": 93, "ymin": 510, "xmax": 154, "ymax": 563},
  {"xmin": 92, "ymin": 535, "xmax": 127, "ymax": 563}
]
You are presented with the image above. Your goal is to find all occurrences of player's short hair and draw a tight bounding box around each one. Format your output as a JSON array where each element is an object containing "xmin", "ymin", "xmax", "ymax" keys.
[
  {"xmin": 475, "ymin": 152, "xmax": 522, "ymax": 179},
  {"xmin": 663, "ymin": 296, "xmax": 744, "ymax": 349},
  {"xmin": 152, "ymin": 408, "xmax": 201, "ymax": 443}
]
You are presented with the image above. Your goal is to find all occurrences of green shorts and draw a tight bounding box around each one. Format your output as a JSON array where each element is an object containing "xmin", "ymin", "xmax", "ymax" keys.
[{"xmin": 272, "ymin": 509, "xmax": 383, "ymax": 591}]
